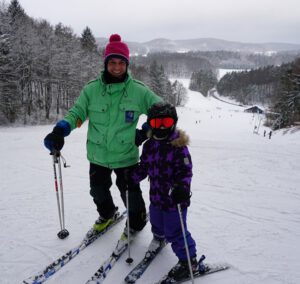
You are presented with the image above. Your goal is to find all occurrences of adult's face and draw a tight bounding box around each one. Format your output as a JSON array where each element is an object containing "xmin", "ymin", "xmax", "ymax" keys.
[{"xmin": 107, "ymin": 58, "xmax": 127, "ymax": 78}]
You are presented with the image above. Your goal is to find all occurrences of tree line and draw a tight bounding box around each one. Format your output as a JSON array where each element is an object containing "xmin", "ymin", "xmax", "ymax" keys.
[
  {"xmin": 216, "ymin": 58, "xmax": 300, "ymax": 128},
  {"xmin": 271, "ymin": 58, "xmax": 300, "ymax": 128},
  {"xmin": 0, "ymin": 0, "xmax": 188, "ymax": 125},
  {"xmin": 1, "ymin": 0, "xmax": 299, "ymax": 129},
  {"xmin": 131, "ymin": 50, "xmax": 300, "ymax": 77},
  {"xmin": 0, "ymin": 0, "xmax": 101, "ymax": 124},
  {"xmin": 132, "ymin": 52, "xmax": 214, "ymax": 78}
]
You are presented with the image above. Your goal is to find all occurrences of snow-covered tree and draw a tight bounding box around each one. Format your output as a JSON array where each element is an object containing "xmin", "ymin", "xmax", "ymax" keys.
[
  {"xmin": 0, "ymin": 2, "xmax": 21, "ymax": 123},
  {"xmin": 80, "ymin": 26, "xmax": 97, "ymax": 52},
  {"xmin": 149, "ymin": 60, "xmax": 165, "ymax": 98},
  {"xmin": 272, "ymin": 58, "xmax": 300, "ymax": 128},
  {"xmin": 171, "ymin": 80, "xmax": 188, "ymax": 106},
  {"xmin": 7, "ymin": 0, "xmax": 26, "ymax": 23},
  {"xmin": 190, "ymin": 70, "xmax": 218, "ymax": 96},
  {"xmin": 0, "ymin": 1, "xmax": 104, "ymax": 125},
  {"xmin": 148, "ymin": 60, "xmax": 187, "ymax": 106}
]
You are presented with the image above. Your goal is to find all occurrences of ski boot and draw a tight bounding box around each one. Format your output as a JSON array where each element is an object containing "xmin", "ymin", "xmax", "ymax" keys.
[
  {"xmin": 93, "ymin": 207, "xmax": 119, "ymax": 233},
  {"xmin": 146, "ymin": 236, "xmax": 166, "ymax": 256},
  {"xmin": 166, "ymin": 256, "xmax": 199, "ymax": 281}
]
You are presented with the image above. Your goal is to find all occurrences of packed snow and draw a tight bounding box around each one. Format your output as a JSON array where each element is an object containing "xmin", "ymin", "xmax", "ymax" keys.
[{"xmin": 1, "ymin": 79, "xmax": 300, "ymax": 284}]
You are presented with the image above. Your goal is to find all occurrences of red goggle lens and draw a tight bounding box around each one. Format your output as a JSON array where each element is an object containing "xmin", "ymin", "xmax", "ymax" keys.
[{"xmin": 149, "ymin": 117, "xmax": 175, "ymax": 128}]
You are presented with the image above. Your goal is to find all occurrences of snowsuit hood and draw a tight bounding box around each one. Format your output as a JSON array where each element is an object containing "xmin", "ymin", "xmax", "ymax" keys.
[{"xmin": 170, "ymin": 129, "xmax": 190, "ymax": 147}]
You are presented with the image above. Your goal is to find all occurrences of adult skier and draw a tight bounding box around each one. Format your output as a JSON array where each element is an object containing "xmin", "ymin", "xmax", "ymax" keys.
[{"xmin": 44, "ymin": 34, "xmax": 161, "ymax": 234}]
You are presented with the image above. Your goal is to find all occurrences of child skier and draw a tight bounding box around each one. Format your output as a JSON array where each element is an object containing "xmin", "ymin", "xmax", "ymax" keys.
[{"xmin": 127, "ymin": 102, "xmax": 204, "ymax": 282}]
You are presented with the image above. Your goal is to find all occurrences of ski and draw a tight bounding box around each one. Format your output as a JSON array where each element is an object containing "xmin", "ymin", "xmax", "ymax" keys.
[
  {"xmin": 155, "ymin": 261, "xmax": 230, "ymax": 284},
  {"xmin": 124, "ymin": 240, "xmax": 167, "ymax": 283},
  {"xmin": 23, "ymin": 210, "xmax": 126, "ymax": 284},
  {"xmin": 85, "ymin": 232, "xmax": 135, "ymax": 284}
]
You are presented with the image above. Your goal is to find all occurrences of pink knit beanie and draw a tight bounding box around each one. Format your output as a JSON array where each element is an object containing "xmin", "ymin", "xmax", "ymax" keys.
[{"xmin": 104, "ymin": 34, "xmax": 130, "ymax": 64}]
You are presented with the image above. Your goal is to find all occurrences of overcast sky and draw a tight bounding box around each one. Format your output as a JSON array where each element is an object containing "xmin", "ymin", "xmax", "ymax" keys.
[{"xmin": 16, "ymin": 0, "xmax": 300, "ymax": 44}]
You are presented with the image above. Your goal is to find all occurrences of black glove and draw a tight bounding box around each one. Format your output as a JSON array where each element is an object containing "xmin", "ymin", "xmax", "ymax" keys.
[
  {"xmin": 135, "ymin": 129, "xmax": 147, "ymax": 146},
  {"xmin": 170, "ymin": 187, "xmax": 191, "ymax": 204},
  {"xmin": 44, "ymin": 126, "xmax": 65, "ymax": 152},
  {"xmin": 135, "ymin": 122, "xmax": 151, "ymax": 146}
]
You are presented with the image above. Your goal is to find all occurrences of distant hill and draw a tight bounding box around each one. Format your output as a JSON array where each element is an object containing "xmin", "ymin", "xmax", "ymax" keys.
[{"xmin": 96, "ymin": 37, "xmax": 300, "ymax": 55}]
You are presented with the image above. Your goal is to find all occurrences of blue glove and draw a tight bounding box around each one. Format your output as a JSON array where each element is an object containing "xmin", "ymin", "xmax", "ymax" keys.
[
  {"xmin": 135, "ymin": 122, "xmax": 151, "ymax": 146},
  {"xmin": 44, "ymin": 120, "xmax": 71, "ymax": 152}
]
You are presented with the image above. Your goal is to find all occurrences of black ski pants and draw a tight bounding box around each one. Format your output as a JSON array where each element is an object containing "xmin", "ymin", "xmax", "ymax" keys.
[{"xmin": 89, "ymin": 163, "xmax": 147, "ymax": 231}]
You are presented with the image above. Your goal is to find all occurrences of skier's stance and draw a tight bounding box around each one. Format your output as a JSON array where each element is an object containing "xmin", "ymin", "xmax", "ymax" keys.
[
  {"xmin": 127, "ymin": 102, "xmax": 204, "ymax": 281},
  {"xmin": 44, "ymin": 34, "xmax": 161, "ymax": 235}
]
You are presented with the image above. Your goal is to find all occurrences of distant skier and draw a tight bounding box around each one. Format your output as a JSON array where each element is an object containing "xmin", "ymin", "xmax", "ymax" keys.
[
  {"xmin": 253, "ymin": 125, "xmax": 258, "ymax": 134},
  {"xmin": 269, "ymin": 131, "xmax": 272, "ymax": 139},
  {"xmin": 126, "ymin": 102, "xmax": 204, "ymax": 282},
  {"xmin": 264, "ymin": 130, "xmax": 266, "ymax": 137}
]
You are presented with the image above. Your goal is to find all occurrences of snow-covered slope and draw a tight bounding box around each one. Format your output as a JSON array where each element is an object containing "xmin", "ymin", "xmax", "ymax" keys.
[{"xmin": 1, "ymin": 80, "xmax": 300, "ymax": 284}]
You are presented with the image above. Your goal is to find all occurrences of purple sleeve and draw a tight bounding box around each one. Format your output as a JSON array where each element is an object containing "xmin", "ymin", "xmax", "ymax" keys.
[{"xmin": 173, "ymin": 146, "xmax": 193, "ymax": 191}]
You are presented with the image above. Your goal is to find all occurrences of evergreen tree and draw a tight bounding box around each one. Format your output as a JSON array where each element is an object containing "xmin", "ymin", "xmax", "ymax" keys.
[
  {"xmin": 8, "ymin": 0, "xmax": 26, "ymax": 24},
  {"xmin": 0, "ymin": 33, "xmax": 20, "ymax": 123},
  {"xmin": 149, "ymin": 60, "xmax": 164, "ymax": 98},
  {"xmin": 80, "ymin": 26, "xmax": 97, "ymax": 52},
  {"xmin": 190, "ymin": 70, "xmax": 218, "ymax": 96},
  {"xmin": 129, "ymin": 63, "xmax": 149, "ymax": 83},
  {"xmin": 272, "ymin": 58, "xmax": 300, "ymax": 128}
]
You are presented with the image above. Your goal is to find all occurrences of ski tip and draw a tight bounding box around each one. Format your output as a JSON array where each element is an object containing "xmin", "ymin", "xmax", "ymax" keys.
[
  {"xmin": 124, "ymin": 277, "xmax": 135, "ymax": 284},
  {"xmin": 204, "ymin": 262, "xmax": 231, "ymax": 274}
]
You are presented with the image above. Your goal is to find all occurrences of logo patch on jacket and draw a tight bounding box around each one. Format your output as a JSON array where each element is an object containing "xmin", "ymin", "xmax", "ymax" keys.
[
  {"xmin": 184, "ymin": 157, "xmax": 190, "ymax": 165},
  {"xmin": 125, "ymin": 111, "xmax": 134, "ymax": 123}
]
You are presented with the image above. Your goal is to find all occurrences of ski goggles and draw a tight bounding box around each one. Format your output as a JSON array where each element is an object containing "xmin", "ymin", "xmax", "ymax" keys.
[{"xmin": 149, "ymin": 117, "xmax": 175, "ymax": 128}]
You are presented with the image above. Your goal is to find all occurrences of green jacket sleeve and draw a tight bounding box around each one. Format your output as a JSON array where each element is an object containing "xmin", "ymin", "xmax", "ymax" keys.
[
  {"xmin": 141, "ymin": 89, "xmax": 162, "ymax": 115},
  {"xmin": 64, "ymin": 88, "xmax": 89, "ymax": 130},
  {"xmin": 133, "ymin": 80, "xmax": 162, "ymax": 114}
]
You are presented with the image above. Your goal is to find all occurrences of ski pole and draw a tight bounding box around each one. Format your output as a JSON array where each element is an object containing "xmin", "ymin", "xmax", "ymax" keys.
[
  {"xmin": 56, "ymin": 152, "xmax": 69, "ymax": 239},
  {"xmin": 51, "ymin": 151, "xmax": 69, "ymax": 239},
  {"xmin": 125, "ymin": 190, "xmax": 133, "ymax": 264},
  {"xmin": 177, "ymin": 203, "xmax": 194, "ymax": 284}
]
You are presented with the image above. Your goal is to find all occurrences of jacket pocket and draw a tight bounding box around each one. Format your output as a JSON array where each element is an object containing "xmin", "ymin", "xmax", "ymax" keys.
[
  {"xmin": 110, "ymin": 132, "xmax": 135, "ymax": 154},
  {"xmin": 88, "ymin": 104, "xmax": 108, "ymax": 125},
  {"xmin": 86, "ymin": 132, "xmax": 105, "ymax": 163},
  {"xmin": 116, "ymin": 132, "xmax": 134, "ymax": 145}
]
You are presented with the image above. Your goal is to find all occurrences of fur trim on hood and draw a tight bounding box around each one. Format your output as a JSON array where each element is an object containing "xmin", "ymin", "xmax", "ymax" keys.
[{"xmin": 171, "ymin": 129, "xmax": 190, "ymax": 147}]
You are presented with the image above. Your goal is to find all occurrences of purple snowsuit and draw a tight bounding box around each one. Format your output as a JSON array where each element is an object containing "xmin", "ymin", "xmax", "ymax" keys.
[{"xmin": 132, "ymin": 129, "xmax": 197, "ymax": 260}]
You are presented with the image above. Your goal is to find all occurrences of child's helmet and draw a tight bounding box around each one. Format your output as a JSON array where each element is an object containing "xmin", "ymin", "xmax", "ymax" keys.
[
  {"xmin": 148, "ymin": 102, "xmax": 178, "ymax": 121},
  {"xmin": 147, "ymin": 102, "xmax": 178, "ymax": 140}
]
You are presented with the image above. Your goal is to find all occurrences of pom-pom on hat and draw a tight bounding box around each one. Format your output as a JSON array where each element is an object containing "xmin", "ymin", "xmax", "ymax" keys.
[{"xmin": 104, "ymin": 34, "xmax": 130, "ymax": 64}]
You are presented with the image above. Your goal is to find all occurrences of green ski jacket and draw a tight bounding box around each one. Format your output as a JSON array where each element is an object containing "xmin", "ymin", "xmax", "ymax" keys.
[{"xmin": 64, "ymin": 72, "xmax": 161, "ymax": 169}]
